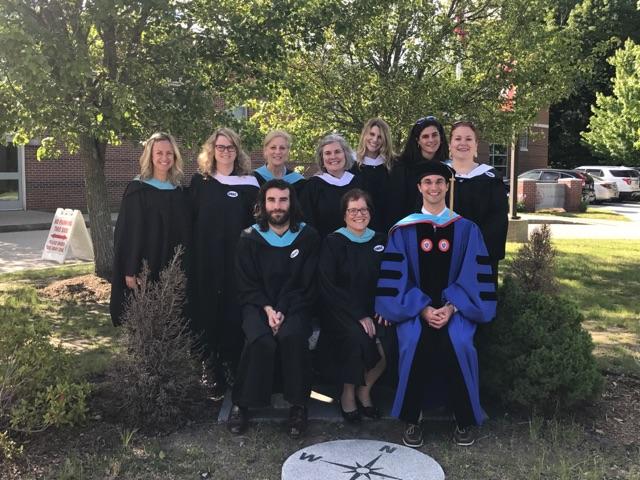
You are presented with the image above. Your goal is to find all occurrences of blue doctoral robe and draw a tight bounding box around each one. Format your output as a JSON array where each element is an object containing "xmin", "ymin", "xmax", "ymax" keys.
[{"xmin": 374, "ymin": 210, "xmax": 496, "ymax": 424}]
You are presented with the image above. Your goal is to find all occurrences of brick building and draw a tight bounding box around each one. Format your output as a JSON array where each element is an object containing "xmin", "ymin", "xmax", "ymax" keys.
[{"xmin": 0, "ymin": 110, "xmax": 549, "ymax": 212}]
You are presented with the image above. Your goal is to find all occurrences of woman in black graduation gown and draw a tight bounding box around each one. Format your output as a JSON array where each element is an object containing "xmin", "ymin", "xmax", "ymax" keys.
[
  {"xmin": 110, "ymin": 132, "xmax": 191, "ymax": 326},
  {"xmin": 448, "ymin": 121, "xmax": 508, "ymax": 285},
  {"xmin": 350, "ymin": 118, "xmax": 396, "ymax": 232},
  {"xmin": 190, "ymin": 127, "xmax": 260, "ymax": 393},
  {"xmin": 318, "ymin": 189, "xmax": 387, "ymax": 422},
  {"xmin": 300, "ymin": 134, "xmax": 362, "ymax": 237},
  {"xmin": 253, "ymin": 130, "xmax": 305, "ymax": 194},
  {"xmin": 387, "ymin": 116, "xmax": 449, "ymax": 224}
]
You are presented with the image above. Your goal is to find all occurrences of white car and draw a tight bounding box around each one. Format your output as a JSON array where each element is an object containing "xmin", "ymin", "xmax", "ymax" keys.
[
  {"xmin": 591, "ymin": 175, "xmax": 619, "ymax": 202},
  {"xmin": 575, "ymin": 166, "xmax": 640, "ymax": 200}
]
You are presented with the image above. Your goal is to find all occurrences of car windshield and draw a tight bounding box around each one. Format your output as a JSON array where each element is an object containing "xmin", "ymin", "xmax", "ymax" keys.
[{"xmin": 611, "ymin": 169, "xmax": 639, "ymax": 178}]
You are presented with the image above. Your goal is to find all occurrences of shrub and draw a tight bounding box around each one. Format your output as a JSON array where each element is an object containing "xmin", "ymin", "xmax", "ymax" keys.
[
  {"xmin": 479, "ymin": 277, "xmax": 602, "ymax": 414},
  {"xmin": 509, "ymin": 224, "xmax": 557, "ymax": 293},
  {"xmin": 0, "ymin": 286, "xmax": 90, "ymax": 458},
  {"xmin": 110, "ymin": 248, "xmax": 201, "ymax": 428}
]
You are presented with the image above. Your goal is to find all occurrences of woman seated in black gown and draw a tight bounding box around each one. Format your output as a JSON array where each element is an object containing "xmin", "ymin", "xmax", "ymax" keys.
[{"xmin": 318, "ymin": 188, "xmax": 388, "ymax": 422}]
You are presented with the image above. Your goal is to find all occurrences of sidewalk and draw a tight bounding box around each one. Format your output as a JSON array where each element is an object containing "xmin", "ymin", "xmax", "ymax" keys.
[{"xmin": 0, "ymin": 210, "xmax": 117, "ymax": 233}]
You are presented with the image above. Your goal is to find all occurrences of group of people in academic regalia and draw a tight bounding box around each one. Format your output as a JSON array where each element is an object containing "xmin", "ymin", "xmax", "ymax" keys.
[{"xmin": 109, "ymin": 115, "xmax": 508, "ymax": 446}]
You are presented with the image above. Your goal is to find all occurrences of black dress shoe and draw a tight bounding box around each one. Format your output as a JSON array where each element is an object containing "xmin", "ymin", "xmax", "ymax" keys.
[
  {"xmin": 356, "ymin": 398, "xmax": 381, "ymax": 419},
  {"xmin": 227, "ymin": 405, "xmax": 248, "ymax": 434},
  {"xmin": 288, "ymin": 405, "xmax": 308, "ymax": 438},
  {"xmin": 340, "ymin": 404, "xmax": 362, "ymax": 423}
]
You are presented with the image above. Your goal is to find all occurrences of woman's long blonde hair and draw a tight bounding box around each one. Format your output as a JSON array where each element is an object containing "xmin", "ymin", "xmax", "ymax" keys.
[
  {"xmin": 355, "ymin": 118, "xmax": 395, "ymax": 171},
  {"xmin": 139, "ymin": 132, "xmax": 184, "ymax": 185},
  {"xmin": 197, "ymin": 127, "xmax": 251, "ymax": 176}
]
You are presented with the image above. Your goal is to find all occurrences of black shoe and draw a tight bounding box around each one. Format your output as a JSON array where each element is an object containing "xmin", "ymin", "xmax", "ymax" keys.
[
  {"xmin": 211, "ymin": 380, "xmax": 227, "ymax": 402},
  {"xmin": 453, "ymin": 425, "xmax": 475, "ymax": 446},
  {"xmin": 340, "ymin": 404, "xmax": 362, "ymax": 424},
  {"xmin": 356, "ymin": 398, "xmax": 381, "ymax": 419},
  {"xmin": 402, "ymin": 423, "xmax": 423, "ymax": 448},
  {"xmin": 227, "ymin": 405, "xmax": 248, "ymax": 434},
  {"xmin": 288, "ymin": 405, "xmax": 308, "ymax": 438}
]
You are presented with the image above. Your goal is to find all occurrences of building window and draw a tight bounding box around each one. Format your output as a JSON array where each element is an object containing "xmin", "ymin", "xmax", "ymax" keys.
[
  {"xmin": 231, "ymin": 106, "xmax": 248, "ymax": 121},
  {"xmin": 488, "ymin": 144, "xmax": 508, "ymax": 178},
  {"xmin": 519, "ymin": 129, "xmax": 529, "ymax": 151}
]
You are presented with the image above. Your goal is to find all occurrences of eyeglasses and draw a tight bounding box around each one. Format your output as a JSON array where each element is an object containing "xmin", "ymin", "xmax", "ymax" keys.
[
  {"xmin": 346, "ymin": 207, "xmax": 370, "ymax": 216},
  {"xmin": 214, "ymin": 144, "xmax": 237, "ymax": 153},
  {"xmin": 451, "ymin": 120, "xmax": 476, "ymax": 129},
  {"xmin": 416, "ymin": 115, "xmax": 438, "ymax": 127}
]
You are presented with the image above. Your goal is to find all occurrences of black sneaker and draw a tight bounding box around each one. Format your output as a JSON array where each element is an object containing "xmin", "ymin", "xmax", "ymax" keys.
[
  {"xmin": 227, "ymin": 405, "xmax": 248, "ymax": 434},
  {"xmin": 288, "ymin": 405, "xmax": 308, "ymax": 438},
  {"xmin": 402, "ymin": 423, "xmax": 423, "ymax": 448},
  {"xmin": 453, "ymin": 425, "xmax": 475, "ymax": 446}
]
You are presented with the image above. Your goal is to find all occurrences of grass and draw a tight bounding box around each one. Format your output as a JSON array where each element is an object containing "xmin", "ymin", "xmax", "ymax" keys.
[
  {"xmin": 504, "ymin": 239, "xmax": 640, "ymax": 375},
  {"xmin": 0, "ymin": 263, "xmax": 93, "ymax": 284},
  {"xmin": 0, "ymin": 267, "xmax": 118, "ymax": 378},
  {"xmin": 530, "ymin": 209, "xmax": 630, "ymax": 221},
  {"xmin": 2, "ymin": 242, "xmax": 640, "ymax": 479}
]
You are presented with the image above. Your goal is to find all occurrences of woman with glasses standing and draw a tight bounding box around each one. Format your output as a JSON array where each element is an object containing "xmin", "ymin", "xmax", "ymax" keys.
[
  {"xmin": 317, "ymin": 189, "xmax": 388, "ymax": 422},
  {"xmin": 300, "ymin": 134, "xmax": 363, "ymax": 238},
  {"xmin": 448, "ymin": 121, "xmax": 508, "ymax": 286},
  {"xmin": 190, "ymin": 127, "xmax": 260, "ymax": 396},
  {"xmin": 388, "ymin": 116, "xmax": 449, "ymax": 224},
  {"xmin": 351, "ymin": 118, "xmax": 396, "ymax": 232}
]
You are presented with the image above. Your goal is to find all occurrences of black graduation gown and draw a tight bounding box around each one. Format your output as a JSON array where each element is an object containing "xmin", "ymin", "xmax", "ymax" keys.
[
  {"xmin": 109, "ymin": 180, "xmax": 192, "ymax": 326},
  {"xmin": 189, "ymin": 173, "xmax": 259, "ymax": 367},
  {"xmin": 253, "ymin": 166, "xmax": 307, "ymax": 198},
  {"xmin": 317, "ymin": 231, "xmax": 387, "ymax": 385},
  {"xmin": 299, "ymin": 173, "xmax": 363, "ymax": 238},
  {"xmin": 350, "ymin": 163, "xmax": 392, "ymax": 232},
  {"xmin": 449, "ymin": 167, "xmax": 509, "ymax": 262},
  {"xmin": 386, "ymin": 160, "xmax": 428, "ymax": 226},
  {"xmin": 232, "ymin": 224, "xmax": 321, "ymax": 407}
]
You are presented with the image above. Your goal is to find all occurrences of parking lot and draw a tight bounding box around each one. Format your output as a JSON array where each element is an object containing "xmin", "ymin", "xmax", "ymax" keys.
[{"xmin": 1, "ymin": 202, "xmax": 640, "ymax": 274}]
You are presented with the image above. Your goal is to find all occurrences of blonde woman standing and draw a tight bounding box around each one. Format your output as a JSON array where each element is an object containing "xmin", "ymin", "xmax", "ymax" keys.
[
  {"xmin": 351, "ymin": 118, "xmax": 396, "ymax": 231},
  {"xmin": 254, "ymin": 130, "xmax": 305, "ymax": 194},
  {"xmin": 190, "ymin": 127, "xmax": 260, "ymax": 396},
  {"xmin": 110, "ymin": 132, "xmax": 192, "ymax": 326}
]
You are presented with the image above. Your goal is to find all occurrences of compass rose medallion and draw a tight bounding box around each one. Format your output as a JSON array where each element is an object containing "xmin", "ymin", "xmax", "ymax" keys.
[{"xmin": 282, "ymin": 440, "xmax": 444, "ymax": 480}]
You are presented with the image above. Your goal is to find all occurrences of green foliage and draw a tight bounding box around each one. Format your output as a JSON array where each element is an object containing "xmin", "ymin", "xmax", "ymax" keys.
[
  {"xmin": 549, "ymin": 0, "xmax": 640, "ymax": 168},
  {"xmin": 110, "ymin": 249, "xmax": 201, "ymax": 428},
  {"xmin": 0, "ymin": 430, "xmax": 22, "ymax": 462},
  {"xmin": 249, "ymin": 0, "xmax": 579, "ymax": 155},
  {"xmin": 480, "ymin": 277, "xmax": 602, "ymax": 414},
  {"xmin": 582, "ymin": 39, "xmax": 640, "ymax": 165},
  {"xmin": 0, "ymin": 287, "xmax": 90, "ymax": 435}
]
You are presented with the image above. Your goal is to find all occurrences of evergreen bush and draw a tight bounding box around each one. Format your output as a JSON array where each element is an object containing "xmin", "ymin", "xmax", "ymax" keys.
[
  {"xmin": 479, "ymin": 278, "xmax": 602, "ymax": 413},
  {"xmin": 479, "ymin": 226, "xmax": 602, "ymax": 413},
  {"xmin": 110, "ymin": 248, "xmax": 201, "ymax": 428}
]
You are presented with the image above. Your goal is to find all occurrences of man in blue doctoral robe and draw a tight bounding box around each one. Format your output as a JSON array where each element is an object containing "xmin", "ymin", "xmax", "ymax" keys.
[{"xmin": 375, "ymin": 161, "xmax": 496, "ymax": 448}]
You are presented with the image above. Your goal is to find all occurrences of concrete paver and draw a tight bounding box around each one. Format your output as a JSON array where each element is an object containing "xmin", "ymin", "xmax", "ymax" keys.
[{"xmin": 0, "ymin": 229, "xmax": 88, "ymax": 273}]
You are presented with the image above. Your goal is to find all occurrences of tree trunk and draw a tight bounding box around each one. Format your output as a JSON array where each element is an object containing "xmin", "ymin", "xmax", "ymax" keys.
[{"xmin": 79, "ymin": 135, "xmax": 114, "ymax": 280}]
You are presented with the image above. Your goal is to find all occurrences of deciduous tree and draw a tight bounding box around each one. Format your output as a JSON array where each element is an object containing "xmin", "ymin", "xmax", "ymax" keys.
[
  {"xmin": 0, "ymin": 0, "xmax": 294, "ymax": 277},
  {"xmin": 249, "ymin": 0, "xmax": 578, "ymax": 161},
  {"xmin": 582, "ymin": 39, "xmax": 640, "ymax": 165}
]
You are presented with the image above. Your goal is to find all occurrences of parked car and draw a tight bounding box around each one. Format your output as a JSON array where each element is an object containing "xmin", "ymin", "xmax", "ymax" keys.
[
  {"xmin": 518, "ymin": 168, "xmax": 596, "ymax": 203},
  {"xmin": 591, "ymin": 175, "xmax": 619, "ymax": 203},
  {"xmin": 575, "ymin": 166, "xmax": 640, "ymax": 200}
]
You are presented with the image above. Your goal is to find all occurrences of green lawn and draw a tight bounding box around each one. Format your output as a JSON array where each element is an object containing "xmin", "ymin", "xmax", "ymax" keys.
[
  {"xmin": 504, "ymin": 239, "xmax": 640, "ymax": 375},
  {"xmin": 530, "ymin": 209, "xmax": 630, "ymax": 221},
  {"xmin": 1, "ymin": 243, "xmax": 639, "ymax": 479}
]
